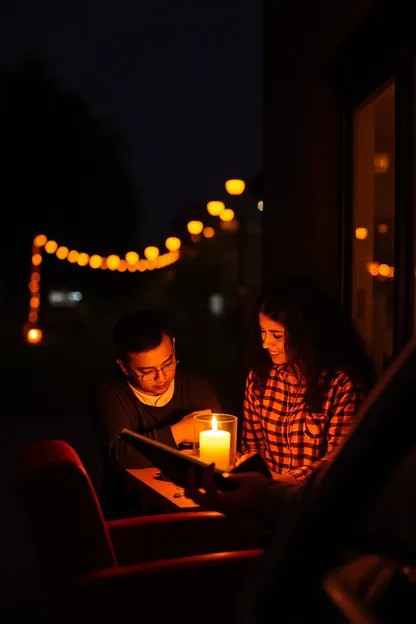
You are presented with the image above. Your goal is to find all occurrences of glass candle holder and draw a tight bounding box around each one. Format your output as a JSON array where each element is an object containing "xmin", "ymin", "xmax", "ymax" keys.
[{"xmin": 193, "ymin": 413, "xmax": 238, "ymax": 471}]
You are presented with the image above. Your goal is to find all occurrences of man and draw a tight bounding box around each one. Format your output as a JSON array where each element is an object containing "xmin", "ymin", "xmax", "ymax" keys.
[{"xmin": 96, "ymin": 308, "xmax": 222, "ymax": 515}]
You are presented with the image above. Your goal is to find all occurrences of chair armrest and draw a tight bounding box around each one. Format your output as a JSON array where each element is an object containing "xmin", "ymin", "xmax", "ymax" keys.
[
  {"xmin": 54, "ymin": 550, "xmax": 262, "ymax": 624},
  {"xmin": 107, "ymin": 511, "xmax": 262, "ymax": 565}
]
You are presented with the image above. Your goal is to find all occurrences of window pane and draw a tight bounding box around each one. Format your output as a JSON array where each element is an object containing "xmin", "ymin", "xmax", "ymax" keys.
[{"xmin": 352, "ymin": 83, "xmax": 395, "ymax": 376}]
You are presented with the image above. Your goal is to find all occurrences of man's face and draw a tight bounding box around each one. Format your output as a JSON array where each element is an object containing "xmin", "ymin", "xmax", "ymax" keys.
[{"xmin": 118, "ymin": 333, "xmax": 177, "ymax": 396}]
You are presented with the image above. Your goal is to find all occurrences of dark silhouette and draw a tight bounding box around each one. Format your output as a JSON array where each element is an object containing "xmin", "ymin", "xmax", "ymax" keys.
[{"xmin": 1, "ymin": 54, "xmax": 143, "ymax": 322}]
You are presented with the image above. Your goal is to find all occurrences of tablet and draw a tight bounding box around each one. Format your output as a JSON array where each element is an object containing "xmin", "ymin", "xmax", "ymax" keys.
[{"xmin": 120, "ymin": 428, "xmax": 238, "ymax": 491}]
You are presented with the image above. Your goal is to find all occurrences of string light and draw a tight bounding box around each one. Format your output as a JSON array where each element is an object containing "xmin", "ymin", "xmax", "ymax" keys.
[
  {"xmin": 25, "ymin": 234, "xmax": 181, "ymax": 343},
  {"xmin": 25, "ymin": 175, "xmax": 247, "ymax": 342}
]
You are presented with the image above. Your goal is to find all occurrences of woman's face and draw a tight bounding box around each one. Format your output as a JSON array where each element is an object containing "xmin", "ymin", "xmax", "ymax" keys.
[{"xmin": 259, "ymin": 312, "xmax": 287, "ymax": 365}]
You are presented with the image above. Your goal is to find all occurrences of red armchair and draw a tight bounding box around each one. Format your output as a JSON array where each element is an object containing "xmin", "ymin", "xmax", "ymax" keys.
[{"xmin": 17, "ymin": 439, "xmax": 262, "ymax": 622}]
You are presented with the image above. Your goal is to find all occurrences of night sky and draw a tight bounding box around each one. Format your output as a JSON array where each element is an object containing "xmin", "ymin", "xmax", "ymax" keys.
[{"xmin": 1, "ymin": 0, "xmax": 262, "ymax": 245}]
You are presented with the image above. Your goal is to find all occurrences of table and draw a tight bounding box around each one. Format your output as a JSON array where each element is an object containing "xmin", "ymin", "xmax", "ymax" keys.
[{"xmin": 125, "ymin": 467, "xmax": 200, "ymax": 513}]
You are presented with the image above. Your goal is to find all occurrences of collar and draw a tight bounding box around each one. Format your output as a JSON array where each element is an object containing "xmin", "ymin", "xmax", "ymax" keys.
[{"xmin": 128, "ymin": 379, "xmax": 175, "ymax": 406}]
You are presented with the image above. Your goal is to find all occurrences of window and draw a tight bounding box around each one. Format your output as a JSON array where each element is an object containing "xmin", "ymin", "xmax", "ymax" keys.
[{"xmin": 352, "ymin": 82, "xmax": 395, "ymax": 376}]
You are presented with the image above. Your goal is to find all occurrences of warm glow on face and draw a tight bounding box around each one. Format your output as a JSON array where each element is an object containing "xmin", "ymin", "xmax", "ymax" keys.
[
  {"xmin": 212, "ymin": 415, "xmax": 218, "ymax": 431},
  {"xmin": 225, "ymin": 179, "xmax": 245, "ymax": 195},
  {"xmin": 27, "ymin": 328, "xmax": 43, "ymax": 344},
  {"xmin": 207, "ymin": 201, "xmax": 225, "ymax": 216}
]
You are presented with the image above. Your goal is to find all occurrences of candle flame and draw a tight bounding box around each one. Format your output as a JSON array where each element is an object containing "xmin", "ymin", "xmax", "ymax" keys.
[{"xmin": 211, "ymin": 415, "xmax": 218, "ymax": 431}]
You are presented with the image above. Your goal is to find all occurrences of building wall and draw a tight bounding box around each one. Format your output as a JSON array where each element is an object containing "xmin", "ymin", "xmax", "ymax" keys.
[{"xmin": 263, "ymin": 0, "xmax": 376, "ymax": 299}]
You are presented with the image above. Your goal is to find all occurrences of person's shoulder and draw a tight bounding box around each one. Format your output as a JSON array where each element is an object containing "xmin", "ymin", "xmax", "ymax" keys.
[{"xmin": 328, "ymin": 369, "xmax": 363, "ymax": 392}]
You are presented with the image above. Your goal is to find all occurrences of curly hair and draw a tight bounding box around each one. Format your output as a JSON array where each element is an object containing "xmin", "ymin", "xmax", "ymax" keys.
[{"xmin": 252, "ymin": 275, "xmax": 376, "ymax": 408}]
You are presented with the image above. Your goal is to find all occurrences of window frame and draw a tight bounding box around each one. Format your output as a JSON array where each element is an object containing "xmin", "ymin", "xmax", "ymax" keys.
[{"xmin": 334, "ymin": 7, "xmax": 416, "ymax": 359}]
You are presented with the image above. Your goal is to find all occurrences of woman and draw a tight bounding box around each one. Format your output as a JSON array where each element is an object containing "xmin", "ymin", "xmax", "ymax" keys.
[{"xmin": 241, "ymin": 275, "xmax": 375, "ymax": 483}]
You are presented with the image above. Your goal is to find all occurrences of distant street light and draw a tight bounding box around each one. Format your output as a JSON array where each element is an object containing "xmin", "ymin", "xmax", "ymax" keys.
[
  {"xmin": 203, "ymin": 226, "xmax": 215, "ymax": 239},
  {"xmin": 225, "ymin": 179, "xmax": 245, "ymax": 196},
  {"xmin": 187, "ymin": 220, "xmax": 204, "ymax": 235},
  {"xmin": 207, "ymin": 201, "xmax": 225, "ymax": 216},
  {"xmin": 144, "ymin": 246, "xmax": 160, "ymax": 261},
  {"xmin": 165, "ymin": 236, "xmax": 182, "ymax": 252},
  {"xmin": 27, "ymin": 327, "xmax": 43, "ymax": 344},
  {"xmin": 219, "ymin": 208, "xmax": 235, "ymax": 222}
]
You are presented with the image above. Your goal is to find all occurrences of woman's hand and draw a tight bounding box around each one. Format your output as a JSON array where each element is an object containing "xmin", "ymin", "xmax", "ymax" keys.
[
  {"xmin": 270, "ymin": 471, "xmax": 297, "ymax": 483},
  {"xmin": 184, "ymin": 463, "xmax": 271, "ymax": 517}
]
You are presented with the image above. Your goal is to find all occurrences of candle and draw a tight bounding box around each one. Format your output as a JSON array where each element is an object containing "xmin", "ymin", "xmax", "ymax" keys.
[{"xmin": 199, "ymin": 415, "xmax": 231, "ymax": 471}]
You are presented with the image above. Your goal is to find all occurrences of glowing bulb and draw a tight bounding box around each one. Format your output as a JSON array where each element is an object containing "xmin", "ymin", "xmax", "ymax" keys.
[
  {"xmin": 203, "ymin": 226, "xmax": 215, "ymax": 238},
  {"xmin": 225, "ymin": 179, "xmax": 245, "ymax": 195},
  {"xmin": 187, "ymin": 220, "xmax": 204, "ymax": 235},
  {"xmin": 219, "ymin": 208, "xmax": 235, "ymax": 222},
  {"xmin": 45, "ymin": 240, "xmax": 58, "ymax": 254},
  {"xmin": 355, "ymin": 227, "xmax": 368, "ymax": 240},
  {"xmin": 89, "ymin": 254, "xmax": 102, "ymax": 269},
  {"xmin": 56, "ymin": 246, "xmax": 69, "ymax": 260},
  {"xmin": 27, "ymin": 328, "xmax": 43, "ymax": 344},
  {"xmin": 144, "ymin": 246, "xmax": 159, "ymax": 261},
  {"xmin": 165, "ymin": 237, "xmax": 181, "ymax": 252},
  {"xmin": 67, "ymin": 250, "xmax": 79, "ymax": 263},
  {"xmin": 207, "ymin": 201, "xmax": 225, "ymax": 216},
  {"xmin": 34, "ymin": 234, "xmax": 47, "ymax": 247},
  {"xmin": 107, "ymin": 255, "xmax": 121, "ymax": 271},
  {"xmin": 77, "ymin": 252, "xmax": 89, "ymax": 266},
  {"xmin": 125, "ymin": 251, "xmax": 139, "ymax": 265}
]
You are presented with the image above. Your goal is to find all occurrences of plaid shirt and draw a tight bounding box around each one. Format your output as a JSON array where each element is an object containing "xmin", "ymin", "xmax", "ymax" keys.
[{"xmin": 242, "ymin": 365, "xmax": 365, "ymax": 482}]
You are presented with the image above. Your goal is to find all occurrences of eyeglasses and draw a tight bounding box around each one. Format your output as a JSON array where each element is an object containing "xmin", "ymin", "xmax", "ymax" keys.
[{"xmin": 136, "ymin": 359, "xmax": 179, "ymax": 381}]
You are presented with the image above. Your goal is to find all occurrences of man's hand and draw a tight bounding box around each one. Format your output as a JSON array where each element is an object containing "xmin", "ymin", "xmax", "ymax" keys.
[
  {"xmin": 171, "ymin": 409, "xmax": 212, "ymax": 445},
  {"xmin": 184, "ymin": 463, "xmax": 271, "ymax": 517}
]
